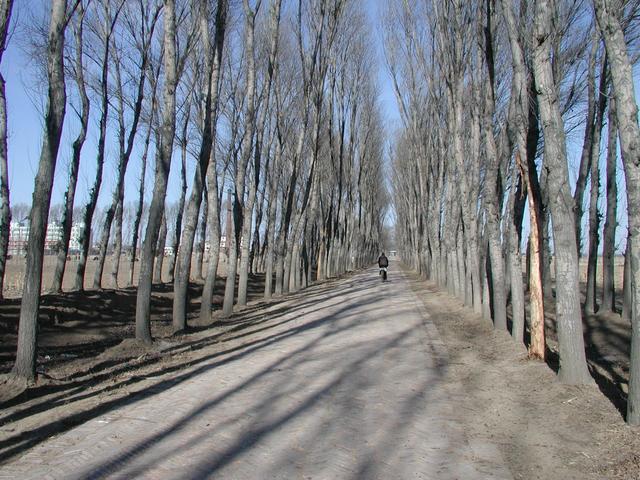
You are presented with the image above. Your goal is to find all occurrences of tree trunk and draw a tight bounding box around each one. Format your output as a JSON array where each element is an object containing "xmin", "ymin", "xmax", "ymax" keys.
[
  {"xmin": 508, "ymin": 220, "xmax": 526, "ymax": 344},
  {"xmin": 532, "ymin": 0, "xmax": 592, "ymax": 384},
  {"xmin": 135, "ymin": 0, "xmax": 178, "ymax": 344},
  {"xmin": 51, "ymin": 6, "xmax": 88, "ymax": 294},
  {"xmin": 127, "ymin": 120, "xmax": 152, "ymax": 288},
  {"xmin": 601, "ymin": 95, "xmax": 618, "ymax": 312},
  {"xmin": 0, "ymin": 65, "xmax": 8, "ymax": 300},
  {"xmin": 585, "ymin": 56, "xmax": 609, "ymax": 314},
  {"xmin": 92, "ymin": 204, "xmax": 116, "ymax": 289},
  {"xmin": 573, "ymin": 36, "xmax": 599, "ymax": 257},
  {"xmin": 200, "ymin": 161, "xmax": 221, "ymax": 323},
  {"xmin": 236, "ymin": 0, "xmax": 279, "ymax": 307},
  {"xmin": 153, "ymin": 213, "xmax": 167, "ymax": 284},
  {"xmin": 522, "ymin": 151, "xmax": 546, "ymax": 360},
  {"xmin": 174, "ymin": 175, "xmax": 204, "ymax": 329},
  {"xmin": 623, "ymin": 239, "xmax": 632, "ymax": 322},
  {"xmin": 73, "ymin": 1, "xmax": 120, "ymax": 291},
  {"xmin": 223, "ymin": 0, "xmax": 262, "ymax": 314},
  {"xmin": 167, "ymin": 101, "xmax": 190, "ymax": 284},
  {"xmin": 480, "ymin": 10, "xmax": 507, "ymax": 329},
  {"xmin": 222, "ymin": 194, "xmax": 241, "ymax": 316},
  {"xmin": 173, "ymin": 0, "xmax": 227, "ymax": 330},
  {"xmin": 274, "ymin": 221, "xmax": 285, "ymax": 296},
  {"xmin": 263, "ymin": 148, "xmax": 281, "ymax": 299},
  {"xmin": 593, "ymin": 0, "xmax": 640, "ymax": 423},
  {"xmin": 110, "ymin": 199, "xmax": 123, "ymax": 287},
  {"xmin": 501, "ymin": 0, "xmax": 538, "ymax": 346},
  {"xmin": 13, "ymin": 0, "xmax": 69, "ymax": 381},
  {"xmin": 0, "ymin": 0, "xmax": 12, "ymax": 300},
  {"xmin": 193, "ymin": 191, "xmax": 207, "ymax": 280}
]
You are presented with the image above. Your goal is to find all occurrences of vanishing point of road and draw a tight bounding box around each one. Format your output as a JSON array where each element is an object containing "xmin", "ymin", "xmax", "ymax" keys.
[{"xmin": 0, "ymin": 262, "xmax": 512, "ymax": 479}]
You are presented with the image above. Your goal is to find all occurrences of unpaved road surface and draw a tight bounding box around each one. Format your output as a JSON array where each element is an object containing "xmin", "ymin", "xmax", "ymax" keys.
[{"xmin": 0, "ymin": 264, "xmax": 512, "ymax": 479}]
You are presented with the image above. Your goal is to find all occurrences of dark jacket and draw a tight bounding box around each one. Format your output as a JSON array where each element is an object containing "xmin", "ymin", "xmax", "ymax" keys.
[{"xmin": 378, "ymin": 255, "xmax": 389, "ymax": 268}]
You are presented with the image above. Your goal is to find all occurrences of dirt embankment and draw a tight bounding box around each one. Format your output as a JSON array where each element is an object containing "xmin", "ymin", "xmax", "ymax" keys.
[{"xmin": 405, "ymin": 268, "xmax": 640, "ymax": 480}]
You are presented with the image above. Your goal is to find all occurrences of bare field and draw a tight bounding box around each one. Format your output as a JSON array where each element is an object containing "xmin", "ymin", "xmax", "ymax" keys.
[{"xmin": 2, "ymin": 254, "xmax": 229, "ymax": 298}]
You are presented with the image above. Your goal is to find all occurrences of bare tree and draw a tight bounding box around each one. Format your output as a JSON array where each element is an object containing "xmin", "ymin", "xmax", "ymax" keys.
[
  {"xmin": 601, "ymin": 94, "xmax": 618, "ymax": 312},
  {"xmin": 532, "ymin": 0, "xmax": 592, "ymax": 384},
  {"xmin": 480, "ymin": 0, "xmax": 507, "ymax": 331},
  {"xmin": 127, "ymin": 63, "xmax": 159, "ymax": 288},
  {"xmin": 573, "ymin": 33, "xmax": 600, "ymax": 257},
  {"xmin": 135, "ymin": 0, "xmax": 187, "ymax": 343},
  {"xmin": 93, "ymin": 0, "xmax": 160, "ymax": 289},
  {"xmin": 585, "ymin": 52, "xmax": 609, "ymax": 314},
  {"xmin": 501, "ymin": 0, "xmax": 545, "ymax": 356},
  {"xmin": 127, "ymin": 118, "xmax": 153, "ymax": 287},
  {"xmin": 174, "ymin": 0, "xmax": 228, "ymax": 330},
  {"xmin": 13, "ymin": 0, "xmax": 80, "ymax": 381},
  {"xmin": 194, "ymin": 186, "xmax": 207, "ymax": 279},
  {"xmin": 73, "ymin": 0, "xmax": 124, "ymax": 291},
  {"xmin": 152, "ymin": 212, "xmax": 167, "ymax": 283},
  {"xmin": 220, "ymin": 0, "xmax": 262, "ymax": 316},
  {"xmin": 50, "ymin": 1, "xmax": 89, "ymax": 294},
  {"xmin": 165, "ymin": 88, "xmax": 191, "ymax": 284},
  {"xmin": 236, "ymin": 0, "xmax": 282, "ymax": 307},
  {"xmin": 593, "ymin": 0, "xmax": 640, "ymax": 424},
  {"xmin": 0, "ymin": 0, "xmax": 14, "ymax": 300}
]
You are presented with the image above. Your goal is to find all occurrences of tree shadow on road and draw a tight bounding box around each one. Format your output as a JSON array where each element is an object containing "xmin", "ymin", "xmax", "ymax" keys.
[
  {"xmin": 74, "ymin": 276, "xmax": 450, "ymax": 479},
  {"xmin": 0, "ymin": 272, "xmax": 382, "ymax": 466}
]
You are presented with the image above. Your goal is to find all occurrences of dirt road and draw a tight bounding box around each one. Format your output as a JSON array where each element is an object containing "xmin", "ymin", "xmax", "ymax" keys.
[{"xmin": 0, "ymin": 264, "xmax": 514, "ymax": 479}]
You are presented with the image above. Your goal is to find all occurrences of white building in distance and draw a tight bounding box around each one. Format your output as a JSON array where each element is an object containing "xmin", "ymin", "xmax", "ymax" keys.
[{"xmin": 8, "ymin": 221, "xmax": 84, "ymax": 256}]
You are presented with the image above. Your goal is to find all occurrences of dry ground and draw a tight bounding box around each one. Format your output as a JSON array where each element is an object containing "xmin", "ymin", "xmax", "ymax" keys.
[
  {"xmin": 0, "ymin": 258, "xmax": 638, "ymax": 478},
  {"xmin": 2, "ymin": 254, "xmax": 226, "ymax": 297},
  {"xmin": 404, "ymin": 267, "xmax": 640, "ymax": 479}
]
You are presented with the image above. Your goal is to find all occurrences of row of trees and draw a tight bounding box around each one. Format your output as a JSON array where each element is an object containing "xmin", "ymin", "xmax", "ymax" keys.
[
  {"xmin": 11, "ymin": 201, "xmax": 195, "ymax": 263},
  {"xmin": 5, "ymin": 0, "xmax": 387, "ymax": 384},
  {"xmin": 386, "ymin": 0, "xmax": 640, "ymax": 424}
]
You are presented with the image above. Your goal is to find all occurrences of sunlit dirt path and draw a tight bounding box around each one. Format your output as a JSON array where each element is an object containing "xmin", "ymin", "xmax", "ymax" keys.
[{"xmin": 0, "ymin": 261, "xmax": 511, "ymax": 479}]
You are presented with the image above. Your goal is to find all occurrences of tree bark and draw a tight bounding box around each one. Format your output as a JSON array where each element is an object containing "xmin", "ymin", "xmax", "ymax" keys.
[
  {"xmin": 0, "ymin": 0, "xmax": 13, "ymax": 300},
  {"xmin": 73, "ymin": 0, "xmax": 122, "ymax": 291},
  {"xmin": 166, "ymin": 98, "xmax": 190, "ymax": 284},
  {"xmin": 585, "ymin": 55, "xmax": 609, "ymax": 314},
  {"xmin": 532, "ymin": 0, "xmax": 592, "ymax": 384},
  {"xmin": 153, "ymin": 213, "xmax": 167, "ymax": 284},
  {"xmin": 601, "ymin": 95, "xmax": 618, "ymax": 312},
  {"xmin": 623, "ymin": 238, "xmax": 632, "ymax": 322},
  {"xmin": 127, "ymin": 119, "xmax": 153, "ymax": 288},
  {"xmin": 593, "ymin": 0, "xmax": 640, "ymax": 423},
  {"xmin": 195, "ymin": 1, "xmax": 230, "ymax": 323},
  {"xmin": 481, "ymin": 1, "xmax": 507, "ymax": 330},
  {"xmin": 199, "ymin": 160, "xmax": 221, "ymax": 323},
  {"xmin": 110, "ymin": 199, "xmax": 123, "ymax": 287},
  {"xmin": 135, "ymin": 0, "xmax": 178, "ymax": 344},
  {"xmin": 50, "ymin": 4, "xmax": 87, "ymax": 294},
  {"xmin": 193, "ymin": 192, "xmax": 207, "ymax": 280},
  {"xmin": 573, "ymin": 35, "xmax": 599, "ymax": 256},
  {"xmin": 13, "ymin": 0, "xmax": 71, "ymax": 381}
]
